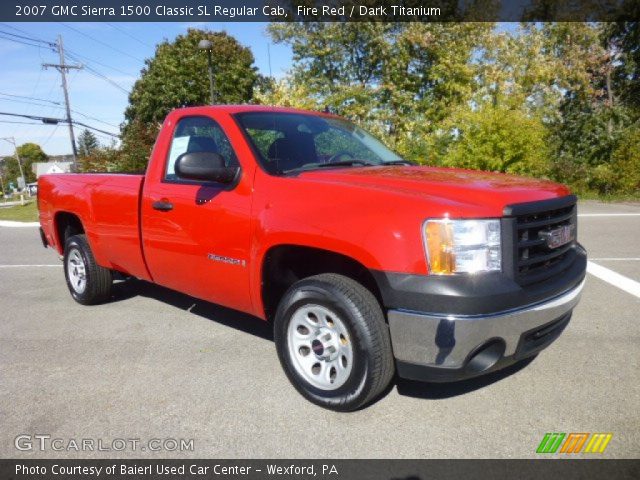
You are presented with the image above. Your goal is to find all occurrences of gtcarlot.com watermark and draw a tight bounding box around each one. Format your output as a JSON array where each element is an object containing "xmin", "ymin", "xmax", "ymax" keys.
[{"xmin": 15, "ymin": 434, "xmax": 194, "ymax": 453}]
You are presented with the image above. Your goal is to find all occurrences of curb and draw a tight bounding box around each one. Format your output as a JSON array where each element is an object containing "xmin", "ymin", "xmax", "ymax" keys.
[{"xmin": 0, "ymin": 221, "xmax": 40, "ymax": 228}]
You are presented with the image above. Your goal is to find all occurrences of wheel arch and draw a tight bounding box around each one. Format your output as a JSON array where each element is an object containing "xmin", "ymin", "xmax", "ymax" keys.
[
  {"xmin": 260, "ymin": 244, "xmax": 384, "ymax": 321},
  {"xmin": 54, "ymin": 211, "xmax": 85, "ymax": 254}
]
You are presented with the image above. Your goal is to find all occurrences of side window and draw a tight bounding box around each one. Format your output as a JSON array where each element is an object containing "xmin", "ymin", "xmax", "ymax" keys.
[
  {"xmin": 245, "ymin": 128, "xmax": 283, "ymax": 160},
  {"xmin": 165, "ymin": 116, "xmax": 239, "ymax": 181}
]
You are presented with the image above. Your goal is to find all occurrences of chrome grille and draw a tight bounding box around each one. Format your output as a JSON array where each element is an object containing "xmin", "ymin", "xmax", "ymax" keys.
[{"xmin": 504, "ymin": 196, "xmax": 578, "ymax": 287}]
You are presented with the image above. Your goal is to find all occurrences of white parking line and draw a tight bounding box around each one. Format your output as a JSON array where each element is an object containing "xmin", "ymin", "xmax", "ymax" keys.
[
  {"xmin": 587, "ymin": 261, "xmax": 640, "ymax": 299},
  {"xmin": 0, "ymin": 264, "xmax": 61, "ymax": 268},
  {"xmin": 0, "ymin": 221, "xmax": 39, "ymax": 227},
  {"xmin": 579, "ymin": 213, "xmax": 640, "ymax": 217}
]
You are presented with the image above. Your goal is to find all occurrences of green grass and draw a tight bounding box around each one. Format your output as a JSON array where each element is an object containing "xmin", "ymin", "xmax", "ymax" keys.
[{"xmin": 0, "ymin": 201, "xmax": 38, "ymax": 222}]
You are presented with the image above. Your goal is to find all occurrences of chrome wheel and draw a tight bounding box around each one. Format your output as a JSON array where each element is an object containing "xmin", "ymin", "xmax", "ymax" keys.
[
  {"xmin": 287, "ymin": 304, "xmax": 354, "ymax": 391},
  {"xmin": 67, "ymin": 248, "xmax": 87, "ymax": 294}
]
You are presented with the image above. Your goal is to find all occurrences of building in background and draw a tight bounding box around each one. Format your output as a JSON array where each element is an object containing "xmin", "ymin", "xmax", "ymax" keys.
[{"xmin": 32, "ymin": 158, "xmax": 73, "ymax": 178}]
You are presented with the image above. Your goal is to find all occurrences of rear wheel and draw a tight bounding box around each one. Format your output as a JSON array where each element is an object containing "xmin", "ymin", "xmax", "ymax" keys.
[
  {"xmin": 63, "ymin": 234, "xmax": 112, "ymax": 305},
  {"xmin": 274, "ymin": 273, "xmax": 394, "ymax": 411}
]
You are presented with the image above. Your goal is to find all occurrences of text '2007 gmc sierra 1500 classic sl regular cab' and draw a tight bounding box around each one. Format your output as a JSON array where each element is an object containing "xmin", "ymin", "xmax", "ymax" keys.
[{"xmin": 38, "ymin": 105, "xmax": 586, "ymax": 411}]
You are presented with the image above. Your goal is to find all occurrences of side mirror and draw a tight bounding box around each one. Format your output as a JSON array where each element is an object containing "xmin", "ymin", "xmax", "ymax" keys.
[{"xmin": 175, "ymin": 152, "xmax": 239, "ymax": 184}]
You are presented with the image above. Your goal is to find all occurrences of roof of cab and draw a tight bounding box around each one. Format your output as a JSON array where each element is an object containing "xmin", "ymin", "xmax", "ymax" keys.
[{"xmin": 168, "ymin": 104, "xmax": 340, "ymax": 118}]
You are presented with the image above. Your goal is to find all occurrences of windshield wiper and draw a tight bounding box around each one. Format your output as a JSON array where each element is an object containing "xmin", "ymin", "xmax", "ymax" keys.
[
  {"xmin": 316, "ymin": 159, "xmax": 376, "ymax": 168},
  {"xmin": 382, "ymin": 159, "xmax": 414, "ymax": 166},
  {"xmin": 282, "ymin": 159, "xmax": 376, "ymax": 175}
]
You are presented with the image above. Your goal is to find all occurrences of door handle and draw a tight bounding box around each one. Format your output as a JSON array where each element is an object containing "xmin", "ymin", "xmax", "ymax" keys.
[{"xmin": 152, "ymin": 200, "xmax": 173, "ymax": 211}]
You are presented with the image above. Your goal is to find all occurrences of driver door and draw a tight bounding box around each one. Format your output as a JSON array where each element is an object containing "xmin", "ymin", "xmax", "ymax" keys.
[{"xmin": 141, "ymin": 115, "xmax": 253, "ymax": 314}]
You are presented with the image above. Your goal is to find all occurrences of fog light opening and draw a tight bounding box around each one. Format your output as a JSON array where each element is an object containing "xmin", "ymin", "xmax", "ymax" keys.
[{"xmin": 465, "ymin": 339, "xmax": 505, "ymax": 374}]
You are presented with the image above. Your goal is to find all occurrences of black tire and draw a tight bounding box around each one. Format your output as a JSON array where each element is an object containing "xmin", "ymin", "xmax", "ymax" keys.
[
  {"xmin": 63, "ymin": 234, "xmax": 113, "ymax": 305},
  {"xmin": 274, "ymin": 273, "xmax": 394, "ymax": 411}
]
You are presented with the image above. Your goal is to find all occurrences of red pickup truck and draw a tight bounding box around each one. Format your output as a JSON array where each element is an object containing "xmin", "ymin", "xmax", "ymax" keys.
[{"xmin": 38, "ymin": 105, "xmax": 586, "ymax": 411}]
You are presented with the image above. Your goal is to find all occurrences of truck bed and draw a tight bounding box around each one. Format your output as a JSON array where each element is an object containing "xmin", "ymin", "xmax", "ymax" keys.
[{"xmin": 38, "ymin": 173, "xmax": 151, "ymax": 280}]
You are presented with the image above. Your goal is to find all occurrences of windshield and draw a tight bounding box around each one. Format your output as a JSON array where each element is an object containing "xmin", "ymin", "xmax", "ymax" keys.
[{"xmin": 235, "ymin": 112, "xmax": 405, "ymax": 174}]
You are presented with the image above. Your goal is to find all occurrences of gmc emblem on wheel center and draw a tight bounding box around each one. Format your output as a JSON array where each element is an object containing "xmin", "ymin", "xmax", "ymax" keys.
[{"xmin": 539, "ymin": 224, "xmax": 576, "ymax": 249}]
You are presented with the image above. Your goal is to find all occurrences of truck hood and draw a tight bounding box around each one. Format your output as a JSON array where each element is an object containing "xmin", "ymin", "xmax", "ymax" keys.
[{"xmin": 296, "ymin": 166, "xmax": 570, "ymax": 216}]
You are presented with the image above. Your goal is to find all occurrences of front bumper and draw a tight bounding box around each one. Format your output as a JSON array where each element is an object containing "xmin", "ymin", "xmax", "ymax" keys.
[{"xmin": 388, "ymin": 279, "xmax": 585, "ymax": 382}]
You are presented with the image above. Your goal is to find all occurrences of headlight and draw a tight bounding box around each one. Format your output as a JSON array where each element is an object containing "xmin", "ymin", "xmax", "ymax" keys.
[{"xmin": 423, "ymin": 219, "xmax": 501, "ymax": 274}]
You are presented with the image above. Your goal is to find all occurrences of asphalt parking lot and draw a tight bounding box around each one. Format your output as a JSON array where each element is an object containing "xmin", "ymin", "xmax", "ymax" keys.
[{"xmin": 0, "ymin": 201, "xmax": 638, "ymax": 459}]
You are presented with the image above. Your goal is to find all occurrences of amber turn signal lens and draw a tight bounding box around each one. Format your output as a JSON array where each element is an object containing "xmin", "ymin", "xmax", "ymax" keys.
[{"xmin": 424, "ymin": 220, "xmax": 455, "ymax": 274}]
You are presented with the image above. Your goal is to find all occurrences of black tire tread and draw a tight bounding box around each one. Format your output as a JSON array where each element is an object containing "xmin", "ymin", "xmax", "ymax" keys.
[
  {"xmin": 313, "ymin": 273, "xmax": 394, "ymax": 409},
  {"xmin": 64, "ymin": 234, "xmax": 112, "ymax": 305}
]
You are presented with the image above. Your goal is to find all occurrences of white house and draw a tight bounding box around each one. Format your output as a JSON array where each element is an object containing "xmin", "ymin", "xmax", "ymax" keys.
[{"xmin": 33, "ymin": 161, "xmax": 73, "ymax": 178}]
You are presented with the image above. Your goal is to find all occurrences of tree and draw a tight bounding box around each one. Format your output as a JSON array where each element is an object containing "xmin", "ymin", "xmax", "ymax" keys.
[
  {"xmin": 80, "ymin": 142, "xmax": 121, "ymax": 173},
  {"xmin": 77, "ymin": 129, "xmax": 99, "ymax": 158},
  {"xmin": 472, "ymin": 22, "xmax": 639, "ymax": 195},
  {"xmin": 549, "ymin": 95, "xmax": 633, "ymax": 193},
  {"xmin": 608, "ymin": 124, "xmax": 640, "ymax": 194},
  {"xmin": 253, "ymin": 77, "xmax": 316, "ymax": 110},
  {"xmin": 605, "ymin": 19, "xmax": 640, "ymax": 115},
  {"xmin": 1, "ymin": 142, "xmax": 47, "ymax": 185},
  {"xmin": 119, "ymin": 28, "xmax": 259, "ymax": 171},
  {"xmin": 536, "ymin": 23, "xmax": 639, "ymax": 195},
  {"xmin": 266, "ymin": 23, "xmax": 492, "ymax": 158},
  {"xmin": 437, "ymin": 104, "xmax": 551, "ymax": 177},
  {"xmin": 125, "ymin": 28, "xmax": 258, "ymax": 127}
]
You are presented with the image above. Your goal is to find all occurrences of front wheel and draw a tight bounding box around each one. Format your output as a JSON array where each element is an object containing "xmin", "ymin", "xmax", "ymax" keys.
[
  {"xmin": 274, "ymin": 273, "xmax": 394, "ymax": 411},
  {"xmin": 63, "ymin": 234, "xmax": 113, "ymax": 305}
]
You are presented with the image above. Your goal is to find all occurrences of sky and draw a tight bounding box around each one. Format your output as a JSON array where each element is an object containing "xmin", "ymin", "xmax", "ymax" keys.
[{"xmin": 0, "ymin": 22, "xmax": 292, "ymax": 157}]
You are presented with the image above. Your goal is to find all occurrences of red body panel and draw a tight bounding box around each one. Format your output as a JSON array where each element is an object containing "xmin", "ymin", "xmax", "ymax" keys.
[
  {"xmin": 139, "ymin": 109, "xmax": 257, "ymax": 314},
  {"xmin": 38, "ymin": 105, "xmax": 572, "ymax": 320},
  {"xmin": 38, "ymin": 173, "xmax": 151, "ymax": 281}
]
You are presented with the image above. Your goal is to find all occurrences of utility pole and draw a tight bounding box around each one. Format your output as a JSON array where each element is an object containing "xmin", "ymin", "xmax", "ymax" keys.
[
  {"xmin": 43, "ymin": 35, "xmax": 82, "ymax": 170},
  {"xmin": 0, "ymin": 137, "xmax": 26, "ymax": 189},
  {"xmin": 0, "ymin": 160, "xmax": 5, "ymax": 199}
]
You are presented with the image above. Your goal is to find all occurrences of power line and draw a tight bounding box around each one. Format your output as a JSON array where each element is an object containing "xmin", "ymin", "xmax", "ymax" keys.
[
  {"xmin": 82, "ymin": 65, "xmax": 130, "ymax": 94},
  {"xmin": 0, "ymin": 23, "xmax": 52, "ymax": 44},
  {"xmin": 8, "ymin": 48, "xmax": 53, "ymax": 141},
  {"xmin": 106, "ymin": 23, "xmax": 153, "ymax": 48},
  {"xmin": 72, "ymin": 120, "xmax": 119, "ymax": 138},
  {"xmin": 0, "ymin": 91, "xmax": 61, "ymax": 106},
  {"xmin": 1, "ymin": 26, "xmax": 135, "ymax": 96},
  {"xmin": 0, "ymin": 95, "xmax": 118, "ymax": 128},
  {"xmin": 65, "ymin": 49, "xmax": 136, "ymax": 77},
  {"xmin": 0, "ymin": 33, "xmax": 51, "ymax": 50},
  {"xmin": 0, "ymin": 111, "xmax": 62, "ymax": 123},
  {"xmin": 0, "ymin": 120, "xmax": 45, "ymax": 126},
  {"xmin": 60, "ymin": 23, "xmax": 145, "ymax": 63},
  {"xmin": 42, "ymin": 125, "xmax": 60, "ymax": 146},
  {"xmin": 1, "ymin": 27, "xmax": 126, "ymax": 146},
  {"xmin": 0, "ymin": 29, "xmax": 56, "ymax": 48},
  {"xmin": 0, "ymin": 97, "xmax": 64, "ymax": 110},
  {"xmin": 0, "ymin": 29, "xmax": 59, "ymax": 143},
  {"xmin": 0, "ymin": 111, "xmax": 119, "ymax": 138},
  {"xmin": 71, "ymin": 110, "xmax": 120, "ymax": 129},
  {"xmin": 64, "ymin": 50, "xmax": 132, "ymax": 94}
]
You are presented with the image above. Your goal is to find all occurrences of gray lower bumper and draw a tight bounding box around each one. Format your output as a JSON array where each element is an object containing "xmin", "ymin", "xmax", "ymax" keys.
[{"xmin": 388, "ymin": 280, "xmax": 585, "ymax": 379}]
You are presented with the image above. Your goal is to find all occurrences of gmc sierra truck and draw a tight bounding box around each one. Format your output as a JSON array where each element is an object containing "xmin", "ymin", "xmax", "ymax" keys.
[{"xmin": 38, "ymin": 106, "xmax": 586, "ymax": 411}]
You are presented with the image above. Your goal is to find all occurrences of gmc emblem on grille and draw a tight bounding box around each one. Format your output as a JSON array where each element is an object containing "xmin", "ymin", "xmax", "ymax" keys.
[{"xmin": 539, "ymin": 224, "xmax": 575, "ymax": 249}]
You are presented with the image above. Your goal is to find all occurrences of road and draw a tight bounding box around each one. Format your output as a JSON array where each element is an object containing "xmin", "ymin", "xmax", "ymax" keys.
[{"xmin": 0, "ymin": 200, "xmax": 638, "ymax": 459}]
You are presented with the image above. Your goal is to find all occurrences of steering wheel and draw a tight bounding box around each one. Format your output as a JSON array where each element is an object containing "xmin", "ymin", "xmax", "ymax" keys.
[{"xmin": 328, "ymin": 151, "xmax": 354, "ymax": 163}]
